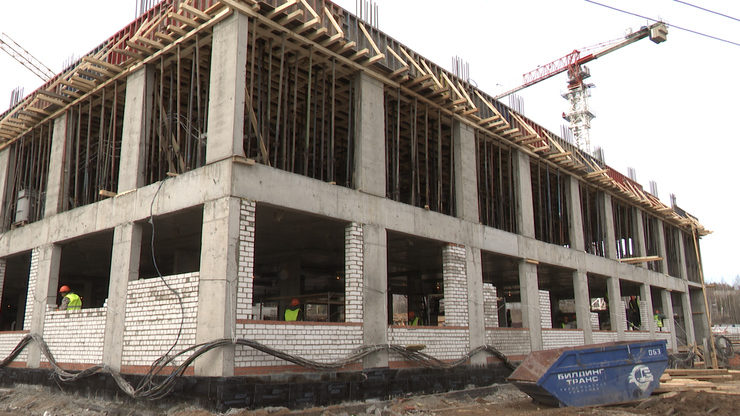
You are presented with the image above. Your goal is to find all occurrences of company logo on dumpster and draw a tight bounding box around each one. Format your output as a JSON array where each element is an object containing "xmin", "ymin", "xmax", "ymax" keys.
[
  {"xmin": 628, "ymin": 365, "xmax": 654, "ymax": 392},
  {"xmin": 556, "ymin": 368, "xmax": 605, "ymax": 385}
]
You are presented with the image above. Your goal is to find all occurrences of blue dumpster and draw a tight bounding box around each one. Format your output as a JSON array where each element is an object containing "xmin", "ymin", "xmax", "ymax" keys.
[{"xmin": 508, "ymin": 340, "xmax": 668, "ymax": 407}]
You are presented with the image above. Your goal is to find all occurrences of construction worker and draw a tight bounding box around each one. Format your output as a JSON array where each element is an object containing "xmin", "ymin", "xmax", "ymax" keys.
[
  {"xmin": 285, "ymin": 298, "xmax": 301, "ymax": 321},
  {"xmin": 654, "ymin": 309, "xmax": 665, "ymax": 332},
  {"xmin": 58, "ymin": 285, "xmax": 82, "ymax": 311},
  {"xmin": 408, "ymin": 311, "xmax": 420, "ymax": 326}
]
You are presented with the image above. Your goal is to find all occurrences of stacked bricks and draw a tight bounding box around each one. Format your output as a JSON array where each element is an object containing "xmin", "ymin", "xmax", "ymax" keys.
[
  {"xmin": 235, "ymin": 322, "xmax": 362, "ymax": 368},
  {"xmin": 121, "ymin": 272, "xmax": 199, "ymax": 367},
  {"xmin": 388, "ymin": 327, "xmax": 469, "ymax": 361},
  {"xmin": 482, "ymin": 283, "xmax": 498, "ymax": 327},
  {"xmin": 42, "ymin": 307, "xmax": 106, "ymax": 364},
  {"xmin": 542, "ymin": 328, "xmax": 584, "ymax": 349},
  {"xmin": 624, "ymin": 331, "xmax": 651, "ymax": 341},
  {"xmin": 0, "ymin": 332, "xmax": 28, "ymax": 362},
  {"xmin": 619, "ymin": 300, "xmax": 628, "ymax": 332},
  {"xmin": 590, "ymin": 312, "xmax": 600, "ymax": 330},
  {"xmin": 0, "ymin": 259, "xmax": 5, "ymax": 310},
  {"xmin": 344, "ymin": 223, "xmax": 363, "ymax": 323},
  {"xmin": 593, "ymin": 331, "xmax": 618, "ymax": 343},
  {"xmin": 485, "ymin": 328, "xmax": 531, "ymax": 356},
  {"xmin": 539, "ymin": 290, "xmax": 551, "ymax": 328},
  {"xmin": 640, "ymin": 300, "xmax": 650, "ymax": 331},
  {"xmin": 22, "ymin": 247, "xmax": 40, "ymax": 330},
  {"xmin": 237, "ymin": 199, "xmax": 256, "ymax": 321},
  {"xmin": 442, "ymin": 244, "xmax": 468, "ymax": 327}
]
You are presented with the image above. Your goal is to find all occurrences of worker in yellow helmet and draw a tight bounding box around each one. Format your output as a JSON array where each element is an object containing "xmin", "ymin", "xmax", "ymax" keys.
[
  {"xmin": 58, "ymin": 285, "xmax": 82, "ymax": 311},
  {"xmin": 285, "ymin": 298, "xmax": 301, "ymax": 321}
]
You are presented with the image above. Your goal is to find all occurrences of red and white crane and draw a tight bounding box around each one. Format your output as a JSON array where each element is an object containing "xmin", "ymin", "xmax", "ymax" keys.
[{"xmin": 495, "ymin": 22, "xmax": 668, "ymax": 154}]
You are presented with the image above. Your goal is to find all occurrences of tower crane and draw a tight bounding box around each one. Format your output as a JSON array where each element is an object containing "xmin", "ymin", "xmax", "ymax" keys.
[
  {"xmin": 495, "ymin": 22, "xmax": 668, "ymax": 154},
  {"xmin": 0, "ymin": 32, "xmax": 55, "ymax": 83}
]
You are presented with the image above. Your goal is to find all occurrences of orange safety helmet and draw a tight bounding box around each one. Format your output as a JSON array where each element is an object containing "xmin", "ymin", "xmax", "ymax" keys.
[
  {"xmin": 59, "ymin": 285, "xmax": 71, "ymax": 293},
  {"xmin": 290, "ymin": 298, "xmax": 300, "ymax": 307}
]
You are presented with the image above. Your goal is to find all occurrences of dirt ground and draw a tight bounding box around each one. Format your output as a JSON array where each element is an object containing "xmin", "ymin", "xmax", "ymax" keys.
[{"xmin": 0, "ymin": 382, "xmax": 738, "ymax": 416}]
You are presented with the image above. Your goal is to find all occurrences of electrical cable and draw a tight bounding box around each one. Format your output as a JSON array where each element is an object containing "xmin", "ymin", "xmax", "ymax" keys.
[
  {"xmin": 0, "ymin": 333, "xmax": 515, "ymax": 400},
  {"xmin": 673, "ymin": 0, "xmax": 740, "ymax": 23},
  {"xmin": 584, "ymin": 0, "xmax": 740, "ymax": 47}
]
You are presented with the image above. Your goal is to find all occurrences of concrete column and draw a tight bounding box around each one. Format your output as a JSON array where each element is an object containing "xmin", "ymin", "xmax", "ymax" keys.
[
  {"xmin": 640, "ymin": 284, "xmax": 655, "ymax": 337},
  {"xmin": 655, "ymin": 219, "xmax": 669, "ymax": 274},
  {"xmin": 194, "ymin": 197, "xmax": 240, "ymax": 376},
  {"xmin": 689, "ymin": 289, "xmax": 708, "ymax": 346},
  {"xmin": 452, "ymin": 121, "xmax": 479, "ymax": 222},
  {"xmin": 27, "ymin": 244, "xmax": 62, "ymax": 367},
  {"xmin": 0, "ymin": 148, "xmax": 9, "ymax": 226},
  {"xmin": 572, "ymin": 271, "xmax": 593, "ymax": 344},
  {"xmin": 102, "ymin": 222, "xmax": 142, "ymax": 371},
  {"xmin": 518, "ymin": 261, "xmax": 542, "ymax": 350},
  {"xmin": 513, "ymin": 150, "xmax": 535, "ymax": 238},
  {"xmin": 43, "ymin": 114, "xmax": 67, "ymax": 217},
  {"xmin": 566, "ymin": 177, "xmax": 585, "ymax": 251},
  {"xmin": 676, "ymin": 232, "xmax": 688, "ymax": 280},
  {"xmin": 465, "ymin": 246, "xmax": 486, "ymax": 366},
  {"xmin": 661, "ymin": 289, "xmax": 678, "ymax": 351},
  {"xmin": 205, "ymin": 12, "xmax": 248, "ymax": 164},
  {"xmin": 606, "ymin": 276, "xmax": 625, "ymax": 340},
  {"xmin": 362, "ymin": 224, "xmax": 388, "ymax": 368},
  {"xmin": 680, "ymin": 290, "xmax": 696, "ymax": 345},
  {"xmin": 633, "ymin": 208, "xmax": 647, "ymax": 266},
  {"xmin": 353, "ymin": 73, "xmax": 385, "ymax": 197},
  {"xmin": 118, "ymin": 65, "xmax": 154, "ymax": 192},
  {"xmin": 601, "ymin": 193, "xmax": 617, "ymax": 260}
]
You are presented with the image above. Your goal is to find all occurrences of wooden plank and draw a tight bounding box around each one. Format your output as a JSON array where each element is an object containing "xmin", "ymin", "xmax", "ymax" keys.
[
  {"xmin": 618, "ymin": 255, "xmax": 663, "ymax": 264},
  {"xmin": 180, "ymin": 3, "xmax": 211, "ymax": 21},
  {"xmin": 169, "ymin": 11, "xmax": 200, "ymax": 28},
  {"xmin": 82, "ymin": 56, "xmax": 122, "ymax": 73},
  {"xmin": 267, "ymin": 0, "xmax": 298, "ymax": 18}
]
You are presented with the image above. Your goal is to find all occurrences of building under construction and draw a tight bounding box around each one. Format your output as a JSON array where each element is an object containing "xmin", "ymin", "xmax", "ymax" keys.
[{"xmin": 0, "ymin": 0, "xmax": 711, "ymax": 406}]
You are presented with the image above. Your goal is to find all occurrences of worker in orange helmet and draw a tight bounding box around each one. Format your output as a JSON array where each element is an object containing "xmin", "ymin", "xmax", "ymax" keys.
[
  {"xmin": 58, "ymin": 285, "xmax": 82, "ymax": 311},
  {"xmin": 284, "ymin": 298, "xmax": 301, "ymax": 321}
]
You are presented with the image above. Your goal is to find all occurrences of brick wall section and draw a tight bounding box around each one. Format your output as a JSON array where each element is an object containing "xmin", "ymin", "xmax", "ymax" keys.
[
  {"xmin": 591, "ymin": 312, "xmax": 600, "ymax": 330},
  {"xmin": 624, "ymin": 331, "xmax": 651, "ymax": 341},
  {"xmin": 619, "ymin": 300, "xmax": 628, "ymax": 331},
  {"xmin": 0, "ymin": 259, "xmax": 6, "ymax": 308},
  {"xmin": 42, "ymin": 307, "xmax": 106, "ymax": 364},
  {"xmin": 344, "ymin": 223, "xmax": 363, "ymax": 323},
  {"xmin": 655, "ymin": 331, "xmax": 672, "ymax": 344},
  {"xmin": 442, "ymin": 244, "xmax": 468, "ymax": 327},
  {"xmin": 0, "ymin": 332, "xmax": 28, "ymax": 362},
  {"xmin": 486, "ymin": 328, "xmax": 531, "ymax": 356},
  {"xmin": 235, "ymin": 322, "xmax": 362, "ymax": 367},
  {"xmin": 593, "ymin": 331, "xmax": 618, "ymax": 343},
  {"xmin": 121, "ymin": 273, "xmax": 199, "ymax": 367},
  {"xmin": 640, "ymin": 300, "xmax": 650, "ymax": 331},
  {"xmin": 483, "ymin": 283, "xmax": 498, "ymax": 328},
  {"xmin": 22, "ymin": 247, "xmax": 40, "ymax": 330},
  {"xmin": 388, "ymin": 327, "xmax": 469, "ymax": 361},
  {"xmin": 542, "ymin": 329, "xmax": 585, "ymax": 349},
  {"xmin": 539, "ymin": 290, "xmax": 551, "ymax": 328},
  {"xmin": 237, "ymin": 199, "xmax": 256, "ymax": 320}
]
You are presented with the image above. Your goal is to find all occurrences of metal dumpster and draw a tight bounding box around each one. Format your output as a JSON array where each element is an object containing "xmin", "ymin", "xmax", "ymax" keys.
[{"xmin": 508, "ymin": 340, "xmax": 668, "ymax": 407}]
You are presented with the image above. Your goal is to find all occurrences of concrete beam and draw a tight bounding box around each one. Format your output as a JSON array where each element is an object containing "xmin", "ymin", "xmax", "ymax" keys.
[
  {"xmin": 362, "ymin": 224, "xmax": 388, "ymax": 368},
  {"xmin": 513, "ymin": 150, "xmax": 535, "ymax": 238},
  {"xmin": 572, "ymin": 270, "xmax": 593, "ymax": 344},
  {"xmin": 519, "ymin": 261, "xmax": 542, "ymax": 350},
  {"xmin": 601, "ymin": 193, "xmax": 617, "ymax": 260},
  {"xmin": 353, "ymin": 72, "xmax": 385, "ymax": 197},
  {"xmin": 465, "ymin": 246, "xmax": 486, "ymax": 366},
  {"xmin": 194, "ymin": 196, "xmax": 240, "ymax": 376},
  {"xmin": 661, "ymin": 289, "xmax": 677, "ymax": 351},
  {"xmin": 566, "ymin": 177, "xmax": 585, "ymax": 252},
  {"xmin": 44, "ymin": 114, "xmax": 67, "ymax": 217},
  {"xmin": 606, "ymin": 276, "xmax": 625, "ymax": 340},
  {"xmin": 452, "ymin": 121, "xmax": 479, "ymax": 223},
  {"xmin": 26, "ymin": 244, "xmax": 61, "ymax": 367},
  {"xmin": 206, "ymin": 12, "xmax": 248, "ymax": 163},
  {"xmin": 102, "ymin": 221, "xmax": 142, "ymax": 371},
  {"xmin": 118, "ymin": 65, "xmax": 154, "ymax": 192}
]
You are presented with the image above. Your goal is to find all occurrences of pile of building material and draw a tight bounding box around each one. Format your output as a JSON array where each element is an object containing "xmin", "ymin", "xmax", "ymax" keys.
[{"xmin": 656, "ymin": 368, "xmax": 740, "ymax": 395}]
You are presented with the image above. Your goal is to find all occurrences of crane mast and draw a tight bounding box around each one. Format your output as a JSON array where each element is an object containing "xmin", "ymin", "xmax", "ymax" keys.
[
  {"xmin": 0, "ymin": 32, "xmax": 55, "ymax": 83},
  {"xmin": 495, "ymin": 22, "xmax": 668, "ymax": 154}
]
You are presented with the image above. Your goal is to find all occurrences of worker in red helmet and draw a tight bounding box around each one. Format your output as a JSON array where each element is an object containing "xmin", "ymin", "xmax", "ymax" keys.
[
  {"xmin": 58, "ymin": 285, "xmax": 82, "ymax": 311},
  {"xmin": 284, "ymin": 298, "xmax": 301, "ymax": 321}
]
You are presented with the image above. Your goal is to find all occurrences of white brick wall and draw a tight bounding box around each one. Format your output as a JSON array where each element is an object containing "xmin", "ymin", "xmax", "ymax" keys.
[
  {"xmin": 539, "ymin": 290, "xmax": 551, "ymax": 328},
  {"xmin": 442, "ymin": 244, "xmax": 468, "ymax": 327},
  {"xmin": 344, "ymin": 223, "xmax": 363, "ymax": 323},
  {"xmin": 590, "ymin": 312, "xmax": 600, "ymax": 330},
  {"xmin": 121, "ymin": 272, "xmax": 199, "ymax": 367},
  {"xmin": 0, "ymin": 332, "xmax": 28, "ymax": 363},
  {"xmin": 389, "ymin": 327, "xmax": 469, "ymax": 361},
  {"xmin": 237, "ymin": 199, "xmax": 256, "ymax": 321},
  {"xmin": 42, "ymin": 307, "xmax": 106, "ymax": 364},
  {"xmin": 619, "ymin": 300, "xmax": 628, "ymax": 332},
  {"xmin": 235, "ymin": 322, "xmax": 363, "ymax": 367},
  {"xmin": 22, "ymin": 247, "xmax": 40, "ymax": 329},
  {"xmin": 486, "ymin": 328, "xmax": 531, "ymax": 356},
  {"xmin": 483, "ymin": 284, "xmax": 498, "ymax": 327},
  {"xmin": 640, "ymin": 300, "xmax": 650, "ymax": 331},
  {"xmin": 542, "ymin": 328, "xmax": 585, "ymax": 350},
  {"xmin": 654, "ymin": 330, "xmax": 672, "ymax": 345},
  {"xmin": 593, "ymin": 331, "xmax": 618, "ymax": 343},
  {"xmin": 624, "ymin": 331, "xmax": 651, "ymax": 341},
  {"xmin": 0, "ymin": 259, "xmax": 6, "ymax": 308}
]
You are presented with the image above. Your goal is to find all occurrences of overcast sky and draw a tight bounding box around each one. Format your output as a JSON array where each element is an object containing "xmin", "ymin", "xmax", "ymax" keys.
[{"xmin": 1, "ymin": 0, "xmax": 737, "ymax": 283}]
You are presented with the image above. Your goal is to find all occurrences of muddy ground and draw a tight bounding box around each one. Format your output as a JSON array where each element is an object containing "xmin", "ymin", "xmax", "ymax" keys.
[{"xmin": 0, "ymin": 382, "xmax": 738, "ymax": 416}]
